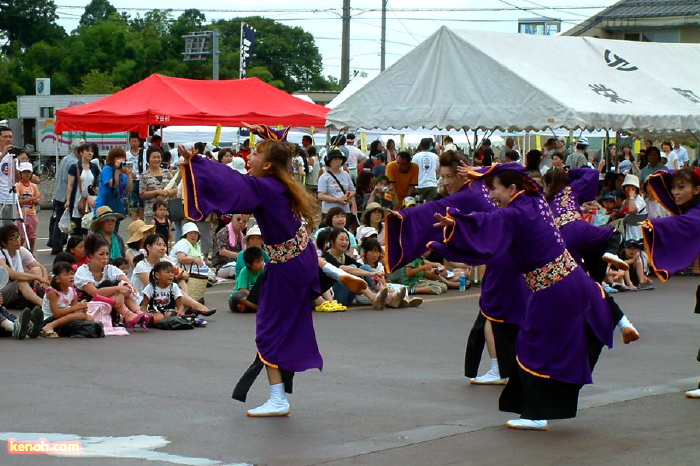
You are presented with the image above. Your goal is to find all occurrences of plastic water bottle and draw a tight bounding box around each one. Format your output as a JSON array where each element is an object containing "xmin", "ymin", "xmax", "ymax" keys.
[{"xmin": 459, "ymin": 272, "xmax": 467, "ymax": 292}]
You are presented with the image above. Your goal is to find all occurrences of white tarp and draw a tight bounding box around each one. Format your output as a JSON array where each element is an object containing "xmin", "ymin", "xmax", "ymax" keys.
[{"xmin": 326, "ymin": 27, "xmax": 700, "ymax": 135}]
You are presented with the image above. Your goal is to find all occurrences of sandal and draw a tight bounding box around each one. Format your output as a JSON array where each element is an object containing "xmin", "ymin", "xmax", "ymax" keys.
[{"xmin": 40, "ymin": 329, "xmax": 59, "ymax": 338}]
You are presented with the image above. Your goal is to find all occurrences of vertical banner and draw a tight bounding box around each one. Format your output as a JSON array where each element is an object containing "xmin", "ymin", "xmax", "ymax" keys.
[{"xmin": 240, "ymin": 23, "xmax": 256, "ymax": 79}]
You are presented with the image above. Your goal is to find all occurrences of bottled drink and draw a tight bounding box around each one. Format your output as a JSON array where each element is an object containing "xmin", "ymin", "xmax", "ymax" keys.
[{"xmin": 459, "ymin": 272, "xmax": 467, "ymax": 292}]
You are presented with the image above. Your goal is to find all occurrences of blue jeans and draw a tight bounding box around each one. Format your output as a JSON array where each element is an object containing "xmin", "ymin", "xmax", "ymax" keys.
[{"xmin": 331, "ymin": 265, "xmax": 376, "ymax": 305}]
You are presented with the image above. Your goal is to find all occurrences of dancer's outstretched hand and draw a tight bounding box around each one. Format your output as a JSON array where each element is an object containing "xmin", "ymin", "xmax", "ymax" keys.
[
  {"xmin": 457, "ymin": 161, "xmax": 477, "ymax": 179},
  {"xmin": 177, "ymin": 145, "xmax": 195, "ymax": 164},
  {"xmin": 433, "ymin": 212, "xmax": 455, "ymax": 228},
  {"xmin": 639, "ymin": 219, "xmax": 653, "ymax": 231}
]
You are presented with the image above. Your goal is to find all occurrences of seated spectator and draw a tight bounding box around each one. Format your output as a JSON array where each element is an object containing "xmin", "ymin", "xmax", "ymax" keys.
[
  {"xmin": 550, "ymin": 151, "xmax": 565, "ymax": 171},
  {"xmin": 141, "ymin": 261, "xmax": 185, "ymax": 326},
  {"xmin": 0, "ymin": 224, "xmax": 49, "ymax": 308},
  {"xmin": 125, "ymin": 220, "xmax": 155, "ymax": 268},
  {"xmin": 321, "ymin": 228, "xmax": 388, "ymax": 309},
  {"xmin": 400, "ymin": 251, "xmax": 451, "ymax": 295},
  {"xmin": 504, "ymin": 150, "xmax": 520, "ymax": 163},
  {"xmin": 109, "ymin": 257, "xmax": 130, "ymax": 275},
  {"xmin": 621, "ymin": 239, "xmax": 655, "ymax": 290},
  {"xmin": 66, "ymin": 235, "xmax": 89, "ymax": 267},
  {"xmin": 402, "ymin": 196, "xmax": 417, "ymax": 209},
  {"xmin": 90, "ymin": 206, "xmax": 126, "ymax": 260},
  {"xmin": 75, "ymin": 234, "xmax": 150, "ymax": 329},
  {"xmin": 358, "ymin": 238, "xmax": 421, "ymax": 308},
  {"xmin": 356, "ymin": 202, "xmax": 385, "ymax": 246},
  {"xmin": 364, "ymin": 175, "xmax": 394, "ymax": 209},
  {"xmin": 372, "ymin": 153, "xmax": 387, "ymax": 178},
  {"xmin": 315, "ymin": 207, "xmax": 358, "ymax": 257},
  {"xmin": 0, "ymin": 294, "xmax": 42, "ymax": 339},
  {"xmin": 354, "ymin": 171, "xmax": 375, "ymax": 213},
  {"xmin": 234, "ymin": 226, "xmax": 269, "ymax": 278},
  {"xmin": 40, "ymin": 261, "xmax": 91, "ymax": 338},
  {"xmin": 131, "ymin": 233, "xmax": 214, "ymax": 315},
  {"xmin": 170, "ymin": 222, "xmax": 206, "ymax": 272},
  {"xmin": 228, "ymin": 246, "xmax": 265, "ymax": 313},
  {"xmin": 211, "ymin": 213, "xmax": 246, "ymax": 278}
]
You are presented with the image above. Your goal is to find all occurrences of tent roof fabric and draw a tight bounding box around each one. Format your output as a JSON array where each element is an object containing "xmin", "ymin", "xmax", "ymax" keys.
[
  {"xmin": 325, "ymin": 27, "xmax": 700, "ymax": 135},
  {"xmin": 55, "ymin": 74, "xmax": 329, "ymax": 136}
]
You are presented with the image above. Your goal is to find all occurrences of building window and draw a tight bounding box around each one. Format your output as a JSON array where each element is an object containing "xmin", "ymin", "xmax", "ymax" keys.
[
  {"xmin": 624, "ymin": 30, "xmax": 680, "ymax": 43},
  {"xmin": 39, "ymin": 107, "xmax": 54, "ymax": 118}
]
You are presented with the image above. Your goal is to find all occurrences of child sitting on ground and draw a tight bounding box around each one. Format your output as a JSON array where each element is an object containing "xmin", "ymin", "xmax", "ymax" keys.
[
  {"xmin": 109, "ymin": 257, "xmax": 130, "ymax": 275},
  {"xmin": 40, "ymin": 262, "xmax": 91, "ymax": 338},
  {"xmin": 66, "ymin": 235, "xmax": 89, "ymax": 267},
  {"xmin": 141, "ymin": 261, "xmax": 184, "ymax": 326},
  {"xmin": 229, "ymin": 246, "xmax": 265, "ymax": 313},
  {"xmin": 358, "ymin": 238, "xmax": 422, "ymax": 308},
  {"xmin": 401, "ymin": 251, "xmax": 456, "ymax": 295},
  {"xmin": 0, "ymin": 294, "xmax": 42, "ymax": 340}
]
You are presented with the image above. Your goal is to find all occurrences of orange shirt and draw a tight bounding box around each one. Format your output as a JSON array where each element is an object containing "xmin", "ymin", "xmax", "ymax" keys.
[
  {"xmin": 385, "ymin": 161, "xmax": 419, "ymax": 202},
  {"xmin": 15, "ymin": 181, "xmax": 40, "ymax": 216}
]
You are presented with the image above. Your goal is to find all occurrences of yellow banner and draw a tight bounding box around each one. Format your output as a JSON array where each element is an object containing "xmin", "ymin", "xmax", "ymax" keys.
[{"xmin": 360, "ymin": 132, "xmax": 367, "ymax": 152}]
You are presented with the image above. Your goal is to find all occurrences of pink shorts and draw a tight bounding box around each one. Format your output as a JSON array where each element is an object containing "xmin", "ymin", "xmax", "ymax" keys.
[{"xmin": 20, "ymin": 215, "xmax": 37, "ymax": 240}]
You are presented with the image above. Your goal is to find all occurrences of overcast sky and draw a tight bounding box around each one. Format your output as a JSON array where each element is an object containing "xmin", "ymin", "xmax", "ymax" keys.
[{"xmin": 54, "ymin": 0, "xmax": 610, "ymax": 79}]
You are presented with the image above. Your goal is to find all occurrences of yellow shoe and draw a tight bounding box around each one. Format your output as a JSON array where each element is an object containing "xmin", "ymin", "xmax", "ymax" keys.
[
  {"xmin": 329, "ymin": 300, "xmax": 347, "ymax": 311},
  {"xmin": 314, "ymin": 302, "xmax": 332, "ymax": 312}
]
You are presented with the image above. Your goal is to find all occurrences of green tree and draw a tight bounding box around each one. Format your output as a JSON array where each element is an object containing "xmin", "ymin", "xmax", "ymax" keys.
[
  {"xmin": 0, "ymin": 0, "xmax": 66, "ymax": 54},
  {"xmin": 248, "ymin": 66, "xmax": 284, "ymax": 89},
  {"xmin": 0, "ymin": 101, "xmax": 18, "ymax": 120},
  {"xmin": 79, "ymin": 0, "xmax": 118, "ymax": 27},
  {"xmin": 70, "ymin": 70, "xmax": 121, "ymax": 94}
]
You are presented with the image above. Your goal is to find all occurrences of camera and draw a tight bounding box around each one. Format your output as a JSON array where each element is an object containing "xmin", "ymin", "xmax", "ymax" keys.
[{"xmin": 381, "ymin": 187, "xmax": 390, "ymax": 193}]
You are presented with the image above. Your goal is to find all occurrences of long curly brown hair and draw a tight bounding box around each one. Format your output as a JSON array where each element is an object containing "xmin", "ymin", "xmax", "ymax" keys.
[{"xmin": 256, "ymin": 140, "xmax": 319, "ymax": 229}]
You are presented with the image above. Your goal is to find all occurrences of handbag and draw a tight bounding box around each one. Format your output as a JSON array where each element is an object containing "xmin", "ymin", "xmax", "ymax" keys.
[
  {"xmin": 159, "ymin": 316, "xmax": 194, "ymax": 330},
  {"xmin": 58, "ymin": 320, "xmax": 105, "ymax": 338}
]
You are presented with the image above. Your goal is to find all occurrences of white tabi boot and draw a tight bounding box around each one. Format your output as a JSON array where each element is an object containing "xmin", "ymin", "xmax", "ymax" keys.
[
  {"xmin": 246, "ymin": 383, "xmax": 291, "ymax": 417},
  {"xmin": 506, "ymin": 419, "xmax": 550, "ymax": 431},
  {"xmin": 471, "ymin": 358, "xmax": 507, "ymax": 385}
]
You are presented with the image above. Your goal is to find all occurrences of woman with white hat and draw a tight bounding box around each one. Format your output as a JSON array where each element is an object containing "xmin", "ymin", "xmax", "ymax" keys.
[
  {"xmin": 170, "ymin": 222, "xmax": 206, "ymax": 271},
  {"xmin": 621, "ymin": 173, "xmax": 646, "ymax": 242},
  {"xmin": 90, "ymin": 206, "xmax": 126, "ymax": 260}
]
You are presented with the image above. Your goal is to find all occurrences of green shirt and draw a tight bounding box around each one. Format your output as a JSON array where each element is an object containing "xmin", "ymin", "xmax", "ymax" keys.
[
  {"xmin": 235, "ymin": 249, "xmax": 270, "ymax": 278},
  {"xmin": 235, "ymin": 266, "xmax": 263, "ymax": 292},
  {"xmin": 401, "ymin": 257, "xmax": 425, "ymax": 287}
]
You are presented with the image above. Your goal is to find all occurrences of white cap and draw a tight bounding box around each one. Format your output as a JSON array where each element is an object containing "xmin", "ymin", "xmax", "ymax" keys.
[
  {"xmin": 181, "ymin": 222, "xmax": 200, "ymax": 237},
  {"xmin": 356, "ymin": 226, "xmax": 378, "ymax": 242},
  {"xmin": 18, "ymin": 162, "xmax": 33, "ymax": 172},
  {"xmin": 229, "ymin": 157, "xmax": 247, "ymax": 174},
  {"xmin": 244, "ymin": 225, "xmax": 262, "ymax": 240},
  {"xmin": 578, "ymin": 137, "xmax": 589, "ymax": 146}
]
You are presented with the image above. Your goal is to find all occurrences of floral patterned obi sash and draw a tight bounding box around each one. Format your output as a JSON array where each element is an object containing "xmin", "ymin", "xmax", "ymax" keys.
[
  {"xmin": 265, "ymin": 225, "xmax": 310, "ymax": 264},
  {"xmin": 553, "ymin": 210, "xmax": 582, "ymax": 229},
  {"xmin": 524, "ymin": 249, "xmax": 578, "ymax": 292}
]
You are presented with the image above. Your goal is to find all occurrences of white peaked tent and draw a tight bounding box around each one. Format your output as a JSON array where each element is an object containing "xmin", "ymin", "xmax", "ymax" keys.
[{"xmin": 326, "ymin": 27, "xmax": 700, "ymax": 136}]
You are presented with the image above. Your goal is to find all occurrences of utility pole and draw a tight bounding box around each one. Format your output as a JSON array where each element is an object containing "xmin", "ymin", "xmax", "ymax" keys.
[
  {"xmin": 380, "ymin": 0, "xmax": 387, "ymax": 72},
  {"xmin": 212, "ymin": 30, "xmax": 220, "ymax": 80},
  {"xmin": 340, "ymin": 0, "xmax": 351, "ymax": 90}
]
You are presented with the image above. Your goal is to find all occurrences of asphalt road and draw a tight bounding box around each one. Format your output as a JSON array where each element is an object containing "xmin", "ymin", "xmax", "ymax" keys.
[{"xmin": 1, "ymin": 211, "xmax": 699, "ymax": 465}]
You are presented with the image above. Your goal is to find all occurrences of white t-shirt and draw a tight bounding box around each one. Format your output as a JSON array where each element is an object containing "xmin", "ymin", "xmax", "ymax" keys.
[
  {"xmin": 664, "ymin": 150, "xmax": 679, "ymax": 170},
  {"xmin": 0, "ymin": 156, "xmax": 18, "ymax": 204},
  {"xmin": 624, "ymin": 195, "xmax": 647, "ymax": 241},
  {"xmin": 1, "ymin": 246, "xmax": 35, "ymax": 273},
  {"xmin": 42, "ymin": 287, "xmax": 77, "ymax": 320},
  {"xmin": 74, "ymin": 264, "xmax": 124, "ymax": 290},
  {"xmin": 130, "ymin": 257, "xmax": 172, "ymax": 304},
  {"xmin": 346, "ymin": 145, "xmax": 364, "ymax": 169},
  {"xmin": 127, "ymin": 149, "xmax": 143, "ymax": 179},
  {"xmin": 412, "ymin": 151, "xmax": 439, "ymax": 188},
  {"xmin": 142, "ymin": 282, "xmax": 182, "ymax": 312},
  {"xmin": 170, "ymin": 238, "xmax": 201, "ymax": 268}
]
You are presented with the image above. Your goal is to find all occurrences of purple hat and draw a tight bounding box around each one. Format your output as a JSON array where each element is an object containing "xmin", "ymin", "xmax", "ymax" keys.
[{"xmin": 467, "ymin": 162, "xmax": 542, "ymax": 193}]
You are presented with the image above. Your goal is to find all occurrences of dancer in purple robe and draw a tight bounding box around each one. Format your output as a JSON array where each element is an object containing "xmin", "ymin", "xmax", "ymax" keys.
[
  {"xmin": 386, "ymin": 164, "xmax": 528, "ymax": 385},
  {"xmin": 180, "ymin": 139, "xmax": 323, "ymax": 417},
  {"xmin": 543, "ymin": 167, "xmax": 639, "ymax": 344},
  {"xmin": 642, "ymin": 167, "xmax": 700, "ymax": 398},
  {"xmin": 431, "ymin": 163, "xmax": 614, "ymax": 431}
]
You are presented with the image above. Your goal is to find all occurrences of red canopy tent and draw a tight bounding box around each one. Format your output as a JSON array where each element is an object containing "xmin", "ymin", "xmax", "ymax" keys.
[{"xmin": 55, "ymin": 74, "xmax": 329, "ymax": 136}]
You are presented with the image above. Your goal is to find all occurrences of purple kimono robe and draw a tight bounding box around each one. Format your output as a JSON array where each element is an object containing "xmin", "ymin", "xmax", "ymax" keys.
[
  {"xmin": 549, "ymin": 168, "xmax": 613, "ymax": 265},
  {"xmin": 386, "ymin": 180, "xmax": 528, "ymax": 325},
  {"xmin": 644, "ymin": 170, "xmax": 700, "ymax": 281},
  {"xmin": 429, "ymin": 191, "xmax": 614, "ymax": 385},
  {"xmin": 182, "ymin": 156, "xmax": 322, "ymax": 373}
]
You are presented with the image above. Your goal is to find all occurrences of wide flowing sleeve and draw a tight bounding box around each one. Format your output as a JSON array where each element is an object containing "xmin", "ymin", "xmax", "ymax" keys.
[
  {"xmin": 182, "ymin": 155, "xmax": 265, "ymax": 221},
  {"xmin": 645, "ymin": 170, "xmax": 681, "ymax": 215},
  {"xmin": 428, "ymin": 207, "xmax": 513, "ymax": 265},
  {"xmin": 568, "ymin": 168, "xmax": 599, "ymax": 204},
  {"xmin": 643, "ymin": 206, "xmax": 700, "ymax": 281},
  {"xmin": 385, "ymin": 181, "xmax": 495, "ymax": 272}
]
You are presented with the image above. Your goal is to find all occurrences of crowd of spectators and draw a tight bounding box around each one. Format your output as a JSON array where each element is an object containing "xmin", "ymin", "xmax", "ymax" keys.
[{"xmin": 0, "ymin": 123, "xmax": 697, "ymax": 338}]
